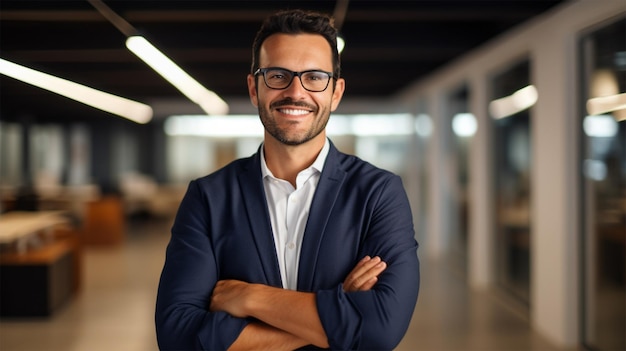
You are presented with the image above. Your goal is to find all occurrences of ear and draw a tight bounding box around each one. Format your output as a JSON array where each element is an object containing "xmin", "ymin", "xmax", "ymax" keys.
[
  {"xmin": 247, "ymin": 74, "xmax": 259, "ymax": 107},
  {"xmin": 330, "ymin": 78, "xmax": 346, "ymax": 112}
]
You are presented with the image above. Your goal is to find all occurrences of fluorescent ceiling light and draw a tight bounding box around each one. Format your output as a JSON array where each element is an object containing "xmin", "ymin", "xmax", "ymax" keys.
[
  {"xmin": 414, "ymin": 114, "xmax": 433, "ymax": 137},
  {"xmin": 452, "ymin": 113, "xmax": 477, "ymax": 137},
  {"xmin": 350, "ymin": 114, "xmax": 414, "ymax": 136},
  {"xmin": 0, "ymin": 58, "xmax": 152, "ymax": 124},
  {"xmin": 165, "ymin": 113, "xmax": 415, "ymax": 138},
  {"xmin": 126, "ymin": 36, "xmax": 229, "ymax": 115},
  {"xmin": 165, "ymin": 115, "xmax": 263, "ymax": 137},
  {"xmin": 489, "ymin": 85, "xmax": 538, "ymax": 119},
  {"xmin": 337, "ymin": 36, "xmax": 346, "ymax": 54},
  {"xmin": 583, "ymin": 114, "xmax": 619, "ymax": 138}
]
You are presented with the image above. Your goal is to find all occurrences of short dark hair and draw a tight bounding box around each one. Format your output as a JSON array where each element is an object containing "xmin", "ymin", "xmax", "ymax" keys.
[{"xmin": 251, "ymin": 9, "xmax": 341, "ymax": 79}]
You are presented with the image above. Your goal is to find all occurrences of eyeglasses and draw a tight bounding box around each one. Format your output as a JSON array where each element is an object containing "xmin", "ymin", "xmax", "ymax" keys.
[{"xmin": 254, "ymin": 67, "xmax": 334, "ymax": 92}]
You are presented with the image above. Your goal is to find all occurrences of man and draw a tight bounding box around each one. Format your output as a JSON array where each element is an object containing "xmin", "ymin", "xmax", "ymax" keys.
[{"xmin": 155, "ymin": 9, "xmax": 419, "ymax": 350}]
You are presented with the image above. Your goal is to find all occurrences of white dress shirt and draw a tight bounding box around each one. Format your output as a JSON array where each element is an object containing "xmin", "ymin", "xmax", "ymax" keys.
[{"xmin": 260, "ymin": 139, "xmax": 329, "ymax": 290}]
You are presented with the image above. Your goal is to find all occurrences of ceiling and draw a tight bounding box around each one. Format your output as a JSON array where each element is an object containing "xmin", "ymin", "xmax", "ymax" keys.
[{"xmin": 0, "ymin": 0, "xmax": 566, "ymax": 123}]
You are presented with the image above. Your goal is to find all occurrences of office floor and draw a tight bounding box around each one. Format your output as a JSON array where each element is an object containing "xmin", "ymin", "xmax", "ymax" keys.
[{"xmin": 0, "ymin": 215, "xmax": 571, "ymax": 351}]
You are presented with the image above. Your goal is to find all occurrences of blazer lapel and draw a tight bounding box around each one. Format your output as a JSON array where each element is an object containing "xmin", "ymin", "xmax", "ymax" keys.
[
  {"xmin": 237, "ymin": 152, "xmax": 283, "ymax": 287},
  {"xmin": 298, "ymin": 144, "xmax": 346, "ymax": 291}
]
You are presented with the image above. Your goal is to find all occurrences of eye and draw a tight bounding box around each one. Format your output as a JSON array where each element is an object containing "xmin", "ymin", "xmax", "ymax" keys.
[
  {"xmin": 305, "ymin": 72, "xmax": 327, "ymax": 81},
  {"xmin": 267, "ymin": 70, "xmax": 290, "ymax": 81},
  {"xmin": 269, "ymin": 73, "xmax": 285, "ymax": 79}
]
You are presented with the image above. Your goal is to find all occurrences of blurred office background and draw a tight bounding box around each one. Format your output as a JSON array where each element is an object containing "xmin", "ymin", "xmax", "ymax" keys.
[{"xmin": 0, "ymin": 1, "xmax": 624, "ymax": 350}]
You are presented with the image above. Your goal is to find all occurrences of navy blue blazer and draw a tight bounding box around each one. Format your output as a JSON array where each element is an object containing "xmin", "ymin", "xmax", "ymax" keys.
[{"xmin": 155, "ymin": 141, "xmax": 420, "ymax": 350}]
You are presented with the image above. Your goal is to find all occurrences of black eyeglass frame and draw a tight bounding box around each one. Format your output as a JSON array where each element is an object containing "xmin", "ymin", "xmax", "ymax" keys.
[{"xmin": 254, "ymin": 67, "xmax": 335, "ymax": 92}]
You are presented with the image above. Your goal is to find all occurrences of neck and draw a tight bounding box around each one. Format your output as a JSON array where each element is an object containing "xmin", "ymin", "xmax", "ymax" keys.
[{"xmin": 263, "ymin": 134, "xmax": 325, "ymax": 187}]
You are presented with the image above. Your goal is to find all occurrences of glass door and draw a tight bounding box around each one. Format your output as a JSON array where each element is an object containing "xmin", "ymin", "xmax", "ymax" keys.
[
  {"xmin": 580, "ymin": 17, "xmax": 626, "ymax": 351},
  {"xmin": 490, "ymin": 60, "xmax": 533, "ymax": 304},
  {"xmin": 446, "ymin": 84, "xmax": 474, "ymax": 274}
]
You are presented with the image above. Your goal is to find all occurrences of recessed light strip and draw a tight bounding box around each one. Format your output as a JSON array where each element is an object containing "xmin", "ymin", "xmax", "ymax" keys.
[
  {"xmin": 126, "ymin": 36, "xmax": 229, "ymax": 115},
  {"xmin": 0, "ymin": 58, "xmax": 153, "ymax": 124},
  {"xmin": 586, "ymin": 93, "xmax": 626, "ymax": 121},
  {"xmin": 489, "ymin": 85, "xmax": 538, "ymax": 119},
  {"xmin": 88, "ymin": 0, "xmax": 228, "ymax": 115}
]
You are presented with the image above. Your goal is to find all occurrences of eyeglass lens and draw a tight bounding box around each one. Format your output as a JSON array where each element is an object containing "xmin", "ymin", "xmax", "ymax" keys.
[{"xmin": 263, "ymin": 68, "xmax": 331, "ymax": 92}]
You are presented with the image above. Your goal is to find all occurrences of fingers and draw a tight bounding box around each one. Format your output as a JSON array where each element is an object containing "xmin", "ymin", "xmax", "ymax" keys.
[
  {"xmin": 343, "ymin": 256, "xmax": 387, "ymax": 292},
  {"xmin": 209, "ymin": 280, "xmax": 228, "ymax": 312},
  {"xmin": 209, "ymin": 280, "xmax": 250, "ymax": 317}
]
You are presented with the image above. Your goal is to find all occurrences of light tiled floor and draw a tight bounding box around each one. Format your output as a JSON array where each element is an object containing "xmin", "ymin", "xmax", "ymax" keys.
[
  {"xmin": 395, "ymin": 261, "xmax": 565, "ymax": 351},
  {"xmin": 0, "ymin": 216, "xmax": 572, "ymax": 351}
]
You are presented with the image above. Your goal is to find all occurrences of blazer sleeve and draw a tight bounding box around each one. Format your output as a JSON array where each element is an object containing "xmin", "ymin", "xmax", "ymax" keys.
[
  {"xmin": 155, "ymin": 180, "xmax": 248, "ymax": 350},
  {"xmin": 315, "ymin": 174, "xmax": 420, "ymax": 350}
]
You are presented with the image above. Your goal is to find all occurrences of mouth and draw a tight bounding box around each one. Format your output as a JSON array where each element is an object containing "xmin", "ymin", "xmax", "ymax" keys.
[{"xmin": 271, "ymin": 99, "xmax": 316, "ymax": 117}]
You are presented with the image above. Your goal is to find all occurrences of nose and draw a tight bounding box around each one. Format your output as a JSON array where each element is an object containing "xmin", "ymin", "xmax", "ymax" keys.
[{"xmin": 281, "ymin": 75, "xmax": 308, "ymax": 98}]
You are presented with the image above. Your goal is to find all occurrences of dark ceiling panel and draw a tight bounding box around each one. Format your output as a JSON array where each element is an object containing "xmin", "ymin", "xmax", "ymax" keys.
[{"xmin": 0, "ymin": 0, "xmax": 566, "ymax": 122}]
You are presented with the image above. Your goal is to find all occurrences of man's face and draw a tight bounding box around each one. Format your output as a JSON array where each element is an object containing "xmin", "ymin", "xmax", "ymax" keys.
[{"xmin": 247, "ymin": 33, "xmax": 345, "ymax": 146}]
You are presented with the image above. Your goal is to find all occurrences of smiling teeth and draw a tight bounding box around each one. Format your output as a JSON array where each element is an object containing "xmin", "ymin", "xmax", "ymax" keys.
[{"xmin": 280, "ymin": 109, "xmax": 309, "ymax": 116}]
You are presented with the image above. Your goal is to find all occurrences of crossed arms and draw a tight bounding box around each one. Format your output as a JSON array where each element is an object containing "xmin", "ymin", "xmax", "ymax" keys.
[
  {"xmin": 210, "ymin": 256, "xmax": 387, "ymax": 350},
  {"xmin": 156, "ymin": 169, "xmax": 420, "ymax": 350}
]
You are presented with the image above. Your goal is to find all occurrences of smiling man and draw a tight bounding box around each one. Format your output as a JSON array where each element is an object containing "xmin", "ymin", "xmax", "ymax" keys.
[{"xmin": 155, "ymin": 9, "xmax": 420, "ymax": 351}]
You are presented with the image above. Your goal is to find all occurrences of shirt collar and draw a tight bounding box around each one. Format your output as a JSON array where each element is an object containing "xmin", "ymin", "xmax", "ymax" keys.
[{"xmin": 261, "ymin": 138, "xmax": 330, "ymax": 179}]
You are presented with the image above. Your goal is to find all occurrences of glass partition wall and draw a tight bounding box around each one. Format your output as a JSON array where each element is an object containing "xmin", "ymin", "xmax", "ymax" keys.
[
  {"xmin": 413, "ymin": 99, "xmax": 432, "ymax": 250},
  {"xmin": 490, "ymin": 60, "xmax": 532, "ymax": 304},
  {"xmin": 580, "ymin": 17, "xmax": 626, "ymax": 351},
  {"xmin": 445, "ymin": 85, "xmax": 473, "ymax": 274}
]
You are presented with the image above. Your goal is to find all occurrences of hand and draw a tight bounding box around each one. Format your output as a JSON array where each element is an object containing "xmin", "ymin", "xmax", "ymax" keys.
[
  {"xmin": 342, "ymin": 256, "xmax": 387, "ymax": 292},
  {"xmin": 209, "ymin": 279, "xmax": 253, "ymax": 318},
  {"xmin": 211, "ymin": 281, "xmax": 328, "ymax": 348}
]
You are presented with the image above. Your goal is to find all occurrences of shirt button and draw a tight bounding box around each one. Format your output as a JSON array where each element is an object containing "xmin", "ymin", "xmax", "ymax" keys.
[{"xmin": 287, "ymin": 242, "xmax": 295, "ymax": 249}]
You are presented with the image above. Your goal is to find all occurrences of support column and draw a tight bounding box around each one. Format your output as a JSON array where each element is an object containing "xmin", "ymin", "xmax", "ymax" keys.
[
  {"xmin": 468, "ymin": 76, "xmax": 496, "ymax": 289},
  {"xmin": 530, "ymin": 17, "xmax": 579, "ymax": 347},
  {"xmin": 427, "ymin": 91, "xmax": 452, "ymax": 259}
]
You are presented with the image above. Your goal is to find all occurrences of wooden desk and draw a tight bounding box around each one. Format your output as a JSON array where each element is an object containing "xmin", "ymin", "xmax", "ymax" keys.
[
  {"xmin": 0, "ymin": 238, "xmax": 76, "ymax": 317},
  {"xmin": 0, "ymin": 211, "xmax": 70, "ymax": 253},
  {"xmin": 0, "ymin": 212, "xmax": 80, "ymax": 317}
]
